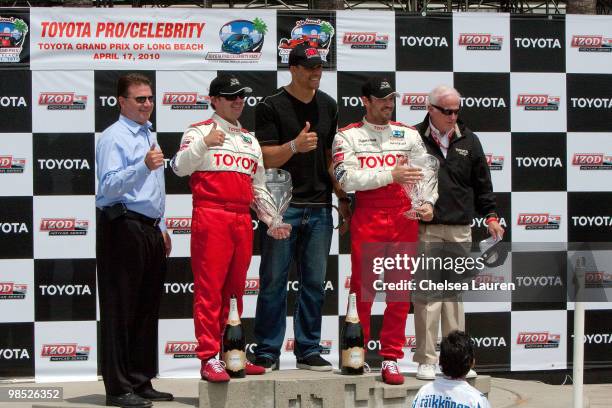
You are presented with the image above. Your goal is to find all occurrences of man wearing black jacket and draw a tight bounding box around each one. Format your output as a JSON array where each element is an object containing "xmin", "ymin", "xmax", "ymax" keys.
[{"xmin": 413, "ymin": 85, "xmax": 504, "ymax": 380}]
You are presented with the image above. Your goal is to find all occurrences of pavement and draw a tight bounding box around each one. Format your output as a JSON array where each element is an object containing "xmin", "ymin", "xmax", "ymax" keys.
[{"xmin": 0, "ymin": 374, "xmax": 611, "ymax": 407}]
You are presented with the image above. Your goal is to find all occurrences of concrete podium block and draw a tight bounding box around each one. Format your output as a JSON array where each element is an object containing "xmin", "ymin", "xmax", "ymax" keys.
[{"xmin": 197, "ymin": 370, "xmax": 491, "ymax": 408}]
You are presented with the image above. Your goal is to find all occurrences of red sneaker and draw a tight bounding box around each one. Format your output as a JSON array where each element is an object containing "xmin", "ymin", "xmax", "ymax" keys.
[
  {"xmin": 245, "ymin": 360, "xmax": 266, "ymax": 375},
  {"xmin": 201, "ymin": 358, "xmax": 230, "ymax": 383},
  {"xmin": 381, "ymin": 360, "xmax": 404, "ymax": 385}
]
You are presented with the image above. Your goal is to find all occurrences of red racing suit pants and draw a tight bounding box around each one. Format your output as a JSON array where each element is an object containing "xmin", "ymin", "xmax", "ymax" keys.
[
  {"xmin": 349, "ymin": 198, "xmax": 418, "ymax": 360},
  {"xmin": 191, "ymin": 200, "xmax": 253, "ymax": 361}
]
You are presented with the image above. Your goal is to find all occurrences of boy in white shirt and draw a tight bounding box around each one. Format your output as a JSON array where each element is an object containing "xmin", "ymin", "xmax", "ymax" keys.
[{"xmin": 412, "ymin": 331, "xmax": 491, "ymax": 408}]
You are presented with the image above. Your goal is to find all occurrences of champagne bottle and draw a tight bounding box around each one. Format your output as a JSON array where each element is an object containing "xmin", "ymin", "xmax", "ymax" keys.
[
  {"xmin": 222, "ymin": 295, "xmax": 246, "ymax": 378},
  {"xmin": 341, "ymin": 293, "xmax": 365, "ymax": 375}
]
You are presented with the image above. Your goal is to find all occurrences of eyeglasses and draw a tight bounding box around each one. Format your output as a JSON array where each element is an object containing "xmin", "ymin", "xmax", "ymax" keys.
[
  {"xmin": 221, "ymin": 93, "xmax": 246, "ymax": 101},
  {"xmin": 124, "ymin": 95, "xmax": 155, "ymax": 104},
  {"xmin": 431, "ymin": 104, "xmax": 460, "ymax": 116}
]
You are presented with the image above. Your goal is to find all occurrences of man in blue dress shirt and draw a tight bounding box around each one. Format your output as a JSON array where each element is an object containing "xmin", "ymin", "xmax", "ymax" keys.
[{"xmin": 96, "ymin": 73, "xmax": 172, "ymax": 408}]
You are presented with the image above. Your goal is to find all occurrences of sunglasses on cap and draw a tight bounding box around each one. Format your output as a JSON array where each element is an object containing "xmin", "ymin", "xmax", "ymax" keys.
[
  {"xmin": 125, "ymin": 95, "xmax": 155, "ymax": 104},
  {"xmin": 431, "ymin": 104, "xmax": 460, "ymax": 116},
  {"xmin": 221, "ymin": 93, "xmax": 246, "ymax": 101}
]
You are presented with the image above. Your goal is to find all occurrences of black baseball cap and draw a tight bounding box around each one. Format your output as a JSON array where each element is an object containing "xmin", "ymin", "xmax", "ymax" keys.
[
  {"xmin": 362, "ymin": 77, "xmax": 399, "ymax": 99},
  {"xmin": 209, "ymin": 74, "xmax": 253, "ymax": 97},
  {"xmin": 288, "ymin": 43, "xmax": 323, "ymax": 68}
]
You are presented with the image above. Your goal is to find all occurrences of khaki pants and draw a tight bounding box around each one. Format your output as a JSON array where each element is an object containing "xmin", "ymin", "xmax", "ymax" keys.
[{"xmin": 413, "ymin": 224, "xmax": 471, "ymax": 365}]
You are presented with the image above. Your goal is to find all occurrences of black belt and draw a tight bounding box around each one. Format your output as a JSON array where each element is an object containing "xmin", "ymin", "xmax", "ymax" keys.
[{"xmin": 124, "ymin": 210, "xmax": 161, "ymax": 228}]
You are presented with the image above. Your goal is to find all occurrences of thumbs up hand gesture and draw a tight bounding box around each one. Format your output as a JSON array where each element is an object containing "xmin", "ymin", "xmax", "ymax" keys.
[
  {"xmin": 293, "ymin": 121, "xmax": 318, "ymax": 153},
  {"xmin": 144, "ymin": 143, "xmax": 165, "ymax": 170},
  {"xmin": 204, "ymin": 122, "xmax": 226, "ymax": 148}
]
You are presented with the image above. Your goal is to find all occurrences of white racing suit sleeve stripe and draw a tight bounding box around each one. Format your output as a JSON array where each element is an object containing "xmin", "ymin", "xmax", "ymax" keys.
[{"xmin": 171, "ymin": 125, "xmax": 210, "ymax": 177}]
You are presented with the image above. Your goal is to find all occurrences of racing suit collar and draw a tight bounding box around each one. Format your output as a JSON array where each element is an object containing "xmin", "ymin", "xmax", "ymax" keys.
[
  {"xmin": 213, "ymin": 113, "xmax": 243, "ymax": 135},
  {"xmin": 362, "ymin": 117, "xmax": 390, "ymax": 133}
]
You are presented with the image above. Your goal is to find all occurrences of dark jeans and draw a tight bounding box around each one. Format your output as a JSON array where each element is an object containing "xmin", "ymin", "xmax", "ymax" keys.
[
  {"xmin": 97, "ymin": 210, "xmax": 166, "ymax": 395},
  {"xmin": 254, "ymin": 206, "xmax": 333, "ymax": 360}
]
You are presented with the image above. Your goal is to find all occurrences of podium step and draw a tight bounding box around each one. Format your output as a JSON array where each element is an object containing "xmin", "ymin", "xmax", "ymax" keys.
[{"xmin": 198, "ymin": 370, "xmax": 491, "ymax": 408}]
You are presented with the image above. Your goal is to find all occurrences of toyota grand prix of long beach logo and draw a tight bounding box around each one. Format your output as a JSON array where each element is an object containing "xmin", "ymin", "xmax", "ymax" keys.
[
  {"xmin": 342, "ymin": 32, "xmax": 388, "ymax": 49},
  {"xmin": 458, "ymin": 33, "xmax": 503, "ymax": 50},
  {"xmin": 0, "ymin": 16, "xmax": 28, "ymax": 63},
  {"xmin": 206, "ymin": 19, "xmax": 267, "ymax": 62},
  {"xmin": 0, "ymin": 155, "xmax": 25, "ymax": 173},
  {"xmin": 516, "ymin": 332, "xmax": 560, "ymax": 349},
  {"xmin": 38, "ymin": 92, "xmax": 87, "ymax": 110},
  {"xmin": 517, "ymin": 213, "xmax": 561, "ymax": 230},
  {"xmin": 41, "ymin": 343, "xmax": 90, "ymax": 361},
  {"xmin": 571, "ymin": 35, "xmax": 612, "ymax": 53},
  {"xmin": 516, "ymin": 94, "xmax": 560, "ymax": 111},
  {"xmin": 40, "ymin": 218, "xmax": 89, "ymax": 236},
  {"xmin": 278, "ymin": 18, "xmax": 334, "ymax": 63},
  {"xmin": 485, "ymin": 154, "xmax": 505, "ymax": 170},
  {"xmin": 572, "ymin": 153, "xmax": 612, "ymax": 170}
]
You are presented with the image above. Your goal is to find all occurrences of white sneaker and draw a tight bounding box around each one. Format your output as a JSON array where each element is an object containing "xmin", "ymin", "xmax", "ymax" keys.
[
  {"xmin": 466, "ymin": 369, "xmax": 477, "ymax": 378},
  {"xmin": 416, "ymin": 363, "xmax": 436, "ymax": 380}
]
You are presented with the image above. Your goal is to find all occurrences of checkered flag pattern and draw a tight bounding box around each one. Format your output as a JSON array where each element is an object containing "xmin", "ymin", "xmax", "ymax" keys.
[{"xmin": 0, "ymin": 8, "xmax": 611, "ymax": 380}]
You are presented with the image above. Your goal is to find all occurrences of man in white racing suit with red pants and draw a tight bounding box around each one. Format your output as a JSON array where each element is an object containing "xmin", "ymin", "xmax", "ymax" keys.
[
  {"xmin": 171, "ymin": 74, "xmax": 289, "ymax": 383},
  {"xmin": 333, "ymin": 78, "xmax": 438, "ymax": 385}
]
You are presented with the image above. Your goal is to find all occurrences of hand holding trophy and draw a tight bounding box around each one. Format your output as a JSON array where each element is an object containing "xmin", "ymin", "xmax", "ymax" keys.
[
  {"xmin": 401, "ymin": 153, "xmax": 439, "ymax": 220},
  {"xmin": 253, "ymin": 168, "xmax": 293, "ymax": 239}
]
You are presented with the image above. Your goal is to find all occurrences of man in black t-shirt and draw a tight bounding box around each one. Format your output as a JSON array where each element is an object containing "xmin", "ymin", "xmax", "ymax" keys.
[{"xmin": 251, "ymin": 44, "xmax": 351, "ymax": 371}]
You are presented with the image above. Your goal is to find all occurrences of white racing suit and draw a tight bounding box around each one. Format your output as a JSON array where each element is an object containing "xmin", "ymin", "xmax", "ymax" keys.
[
  {"xmin": 333, "ymin": 118, "xmax": 437, "ymax": 360},
  {"xmin": 172, "ymin": 113, "xmax": 267, "ymax": 361}
]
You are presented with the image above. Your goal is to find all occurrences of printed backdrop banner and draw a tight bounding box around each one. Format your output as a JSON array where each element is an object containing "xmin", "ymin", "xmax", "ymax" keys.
[
  {"xmin": 0, "ymin": 8, "xmax": 611, "ymax": 381},
  {"xmin": 30, "ymin": 8, "xmax": 278, "ymax": 70}
]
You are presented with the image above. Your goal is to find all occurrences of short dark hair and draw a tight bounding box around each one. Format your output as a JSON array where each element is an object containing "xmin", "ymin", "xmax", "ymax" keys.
[
  {"xmin": 117, "ymin": 73, "xmax": 152, "ymax": 98},
  {"xmin": 439, "ymin": 330, "xmax": 474, "ymax": 379}
]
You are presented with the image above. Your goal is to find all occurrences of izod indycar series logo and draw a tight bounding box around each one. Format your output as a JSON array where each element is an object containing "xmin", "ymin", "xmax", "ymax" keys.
[
  {"xmin": 585, "ymin": 270, "xmax": 612, "ymax": 288},
  {"xmin": 285, "ymin": 338, "xmax": 332, "ymax": 354},
  {"xmin": 517, "ymin": 213, "xmax": 561, "ymax": 230},
  {"xmin": 342, "ymin": 32, "xmax": 388, "ymax": 49},
  {"xmin": 40, "ymin": 218, "xmax": 89, "ymax": 236},
  {"xmin": 165, "ymin": 217, "xmax": 191, "ymax": 234},
  {"xmin": 0, "ymin": 16, "xmax": 28, "ymax": 63},
  {"xmin": 571, "ymin": 35, "xmax": 612, "ymax": 52},
  {"xmin": 41, "ymin": 343, "xmax": 90, "ymax": 361},
  {"xmin": 278, "ymin": 18, "xmax": 334, "ymax": 63},
  {"xmin": 162, "ymin": 93, "xmax": 209, "ymax": 110},
  {"xmin": 0, "ymin": 155, "xmax": 25, "ymax": 173},
  {"xmin": 401, "ymin": 93, "xmax": 428, "ymax": 110},
  {"xmin": 516, "ymin": 94, "xmax": 560, "ymax": 111},
  {"xmin": 165, "ymin": 341, "xmax": 197, "ymax": 358},
  {"xmin": 458, "ymin": 33, "xmax": 503, "ymax": 50},
  {"xmin": 206, "ymin": 18, "xmax": 267, "ymax": 62},
  {"xmin": 516, "ymin": 332, "xmax": 560, "ymax": 349},
  {"xmin": 0, "ymin": 282, "xmax": 27, "ymax": 299},
  {"xmin": 244, "ymin": 278, "xmax": 259, "ymax": 295},
  {"xmin": 404, "ymin": 335, "xmax": 417, "ymax": 350},
  {"xmin": 38, "ymin": 93, "xmax": 87, "ymax": 110},
  {"xmin": 572, "ymin": 153, "xmax": 612, "ymax": 170},
  {"xmin": 474, "ymin": 274, "xmax": 506, "ymax": 285},
  {"xmin": 485, "ymin": 154, "xmax": 504, "ymax": 170}
]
